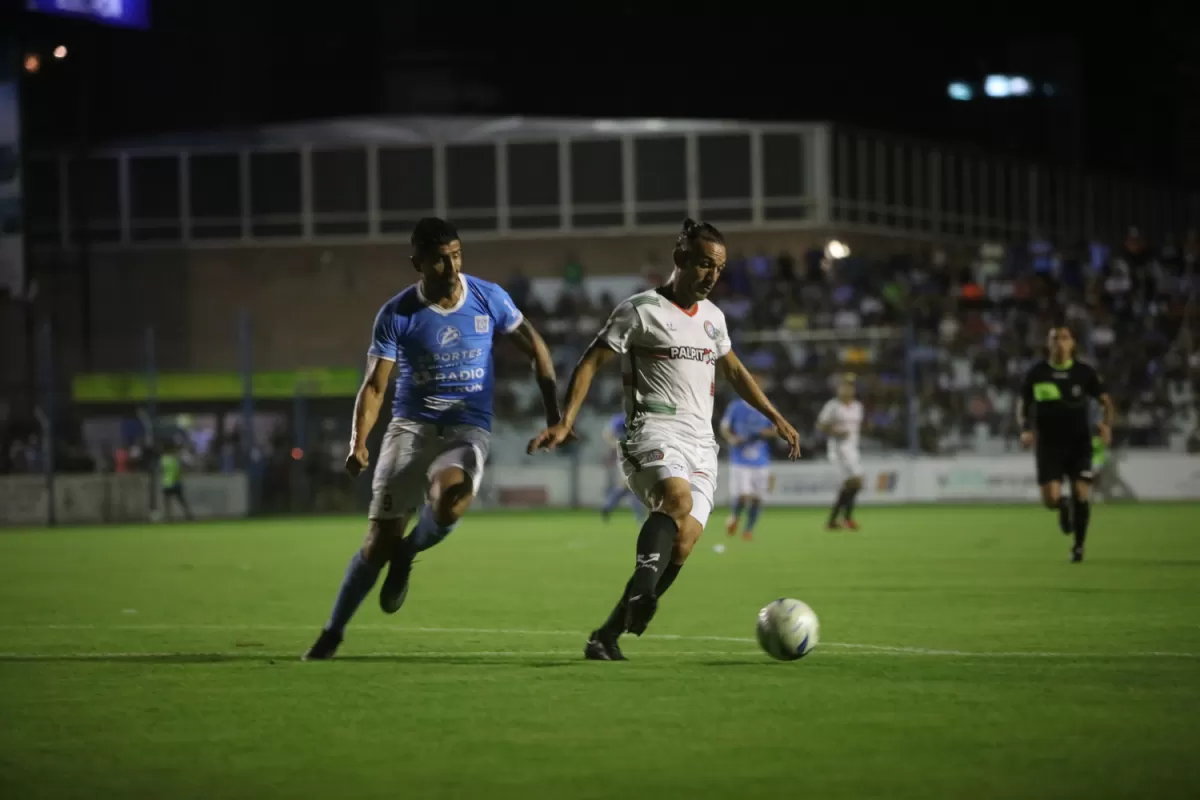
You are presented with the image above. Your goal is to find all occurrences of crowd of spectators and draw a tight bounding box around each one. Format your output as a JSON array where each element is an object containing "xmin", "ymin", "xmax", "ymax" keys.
[
  {"xmin": 4, "ymin": 226, "xmax": 1199, "ymax": 477},
  {"xmin": 492, "ymin": 226, "xmax": 1200, "ymax": 460}
]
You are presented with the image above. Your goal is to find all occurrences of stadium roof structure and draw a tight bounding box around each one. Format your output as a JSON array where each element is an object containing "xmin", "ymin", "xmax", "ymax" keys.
[{"xmin": 104, "ymin": 115, "xmax": 822, "ymax": 150}]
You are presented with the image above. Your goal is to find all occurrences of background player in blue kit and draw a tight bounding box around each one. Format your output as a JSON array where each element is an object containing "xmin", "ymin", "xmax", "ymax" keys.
[
  {"xmin": 720, "ymin": 395, "xmax": 775, "ymax": 540},
  {"xmin": 305, "ymin": 218, "xmax": 561, "ymax": 660},
  {"xmin": 599, "ymin": 412, "xmax": 646, "ymax": 523}
]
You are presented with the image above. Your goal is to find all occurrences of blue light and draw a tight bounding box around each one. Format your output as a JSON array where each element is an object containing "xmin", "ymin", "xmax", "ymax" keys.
[
  {"xmin": 984, "ymin": 75, "xmax": 1010, "ymax": 98},
  {"xmin": 947, "ymin": 82, "xmax": 973, "ymax": 101},
  {"xmin": 25, "ymin": 0, "xmax": 150, "ymax": 30},
  {"xmin": 1007, "ymin": 76, "xmax": 1032, "ymax": 96}
]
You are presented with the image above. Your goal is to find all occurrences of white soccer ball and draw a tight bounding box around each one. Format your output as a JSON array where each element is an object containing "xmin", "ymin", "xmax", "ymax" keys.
[{"xmin": 756, "ymin": 598, "xmax": 820, "ymax": 661}]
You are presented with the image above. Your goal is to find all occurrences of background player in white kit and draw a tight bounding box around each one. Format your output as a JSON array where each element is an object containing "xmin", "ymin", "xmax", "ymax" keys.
[
  {"xmin": 528, "ymin": 219, "xmax": 801, "ymax": 661},
  {"xmin": 817, "ymin": 374, "xmax": 865, "ymax": 530}
]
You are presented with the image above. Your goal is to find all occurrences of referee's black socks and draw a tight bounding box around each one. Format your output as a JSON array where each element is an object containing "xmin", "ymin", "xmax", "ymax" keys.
[
  {"xmin": 1058, "ymin": 496, "xmax": 1073, "ymax": 534},
  {"xmin": 1073, "ymin": 497, "xmax": 1091, "ymax": 549}
]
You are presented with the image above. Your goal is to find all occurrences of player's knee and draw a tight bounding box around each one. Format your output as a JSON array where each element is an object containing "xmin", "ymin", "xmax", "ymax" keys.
[
  {"xmin": 656, "ymin": 481, "xmax": 693, "ymax": 525},
  {"xmin": 429, "ymin": 468, "xmax": 474, "ymax": 526},
  {"xmin": 1074, "ymin": 481, "xmax": 1092, "ymax": 502},
  {"xmin": 1041, "ymin": 484, "xmax": 1060, "ymax": 510}
]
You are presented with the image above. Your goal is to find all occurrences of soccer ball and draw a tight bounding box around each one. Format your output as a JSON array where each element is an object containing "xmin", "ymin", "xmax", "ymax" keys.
[{"xmin": 756, "ymin": 598, "xmax": 820, "ymax": 661}]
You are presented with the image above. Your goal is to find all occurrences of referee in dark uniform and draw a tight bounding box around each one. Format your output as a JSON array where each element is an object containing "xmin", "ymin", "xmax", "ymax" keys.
[{"xmin": 1017, "ymin": 325, "xmax": 1114, "ymax": 562}]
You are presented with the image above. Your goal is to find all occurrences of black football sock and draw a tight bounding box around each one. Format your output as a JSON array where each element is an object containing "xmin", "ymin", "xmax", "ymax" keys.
[
  {"xmin": 597, "ymin": 577, "xmax": 634, "ymax": 639},
  {"xmin": 828, "ymin": 489, "xmax": 846, "ymax": 524},
  {"xmin": 1073, "ymin": 498, "xmax": 1091, "ymax": 549},
  {"xmin": 627, "ymin": 512, "xmax": 678, "ymax": 600},
  {"xmin": 656, "ymin": 561, "xmax": 684, "ymax": 598},
  {"xmin": 844, "ymin": 487, "xmax": 860, "ymax": 521},
  {"xmin": 1058, "ymin": 496, "xmax": 1072, "ymax": 533}
]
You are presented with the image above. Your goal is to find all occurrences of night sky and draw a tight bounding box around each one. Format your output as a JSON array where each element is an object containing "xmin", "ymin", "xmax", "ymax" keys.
[{"xmin": 7, "ymin": 2, "xmax": 1197, "ymax": 182}]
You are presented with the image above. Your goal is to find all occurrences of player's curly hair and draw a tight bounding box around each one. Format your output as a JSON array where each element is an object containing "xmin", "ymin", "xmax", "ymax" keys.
[{"xmin": 411, "ymin": 217, "xmax": 460, "ymax": 256}]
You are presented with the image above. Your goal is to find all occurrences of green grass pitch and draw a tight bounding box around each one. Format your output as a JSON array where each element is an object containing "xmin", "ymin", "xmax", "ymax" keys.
[{"xmin": 2, "ymin": 504, "xmax": 1199, "ymax": 799}]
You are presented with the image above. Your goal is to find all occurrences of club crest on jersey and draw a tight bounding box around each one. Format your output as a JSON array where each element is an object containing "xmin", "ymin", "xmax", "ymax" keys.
[
  {"xmin": 703, "ymin": 321, "xmax": 718, "ymax": 340},
  {"xmin": 475, "ymin": 315, "xmax": 490, "ymax": 334},
  {"xmin": 437, "ymin": 326, "xmax": 462, "ymax": 348},
  {"xmin": 645, "ymin": 449, "xmax": 665, "ymax": 464}
]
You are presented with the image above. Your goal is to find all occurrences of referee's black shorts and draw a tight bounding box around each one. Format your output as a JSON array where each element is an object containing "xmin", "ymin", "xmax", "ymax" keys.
[{"xmin": 1035, "ymin": 440, "xmax": 1093, "ymax": 486}]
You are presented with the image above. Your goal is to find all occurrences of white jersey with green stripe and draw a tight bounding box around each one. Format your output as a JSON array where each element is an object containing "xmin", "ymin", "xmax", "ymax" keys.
[{"xmin": 596, "ymin": 289, "xmax": 732, "ymax": 446}]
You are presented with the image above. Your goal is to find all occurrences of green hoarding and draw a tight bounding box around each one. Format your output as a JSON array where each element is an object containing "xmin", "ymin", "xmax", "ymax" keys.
[{"xmin": 72, "ymin": 370, "xmax": 362, "ymax": 403}]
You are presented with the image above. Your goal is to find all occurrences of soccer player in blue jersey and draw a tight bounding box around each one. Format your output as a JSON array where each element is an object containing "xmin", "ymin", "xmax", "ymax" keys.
[
  {"xmin": 304, "ymin": 218, "xmax": 560, "ymax": 660},
  {"xmin": 599, "ymin": 412, "xmax": 647, "ymax": 523},
  {"xmin": 720, "ymin": 394, "xmax": 775, "ymax": 540}
]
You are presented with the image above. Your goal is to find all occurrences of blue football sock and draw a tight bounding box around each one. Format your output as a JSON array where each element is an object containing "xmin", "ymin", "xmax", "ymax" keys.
[
  {"xmin": 746, "ymin": 501, "xmax": 762, "ymax": 532},
  {"xmin": 731, "ymin": 498, "xmax": 745, "ymax": 521},
  {"xmin": 602, "ymin": 486, "xmax": 626, "ymax": 515},
  {"xmin": 408, "ymin": 503, "xmax": 458, "ymax": 554},
  {"xmin": 325, "ymin": 550, "xmax": 382, "ymax": 635}
]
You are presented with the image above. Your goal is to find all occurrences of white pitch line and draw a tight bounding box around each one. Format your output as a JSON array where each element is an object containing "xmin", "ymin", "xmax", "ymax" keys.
[{"xmin": 0, "ymin": 623, "xmax": 1196, "ymax": 658}]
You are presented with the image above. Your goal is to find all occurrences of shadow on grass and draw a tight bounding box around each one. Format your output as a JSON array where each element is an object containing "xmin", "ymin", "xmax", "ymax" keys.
[{"xmin": 0, "ymin": 652, "xmax": 592, "ymax": 666}]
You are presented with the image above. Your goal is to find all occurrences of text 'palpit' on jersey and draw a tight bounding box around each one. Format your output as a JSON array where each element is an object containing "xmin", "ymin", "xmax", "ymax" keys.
[{"xmin": 635, "ymin": 345, "xmax": 717, "ymax": 365}]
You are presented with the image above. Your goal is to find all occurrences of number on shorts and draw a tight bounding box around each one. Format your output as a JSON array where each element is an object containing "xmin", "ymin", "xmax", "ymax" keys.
[{"xmin": 382, "ymin": 493, "xmax": 393, "ymax": 512}]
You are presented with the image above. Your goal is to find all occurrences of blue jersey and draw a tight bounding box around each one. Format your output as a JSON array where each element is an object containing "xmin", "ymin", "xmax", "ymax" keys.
[
  {"xmin": 721, "ymin": 399, "xmax": 773, "ymax": 467},
  {"xmin": 368, "ymin": 274, "xmax": 523, "ymax": 431}
]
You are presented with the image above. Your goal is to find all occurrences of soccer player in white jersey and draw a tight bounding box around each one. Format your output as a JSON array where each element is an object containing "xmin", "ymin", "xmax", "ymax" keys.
[
  {"xmin": 817, "ymin": 374, "xmax": 865, "ymax": 530},
  {"xmin": 528, "ymin": 219, "xmax": 802, "ymax": 661}
]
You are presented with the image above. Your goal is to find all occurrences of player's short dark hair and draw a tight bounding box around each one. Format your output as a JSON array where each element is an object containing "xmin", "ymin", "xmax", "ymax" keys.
[
  {"xmin": 675, "ymin": 218, "xmax": 725, "ymax": 253},
  {"xmin": 1049, "ymin": 323, "xmax": 1075, "ymax": 338},
  {"xmin": 411, "ymin": 217, "xmax": 460, "ymax": 256}
]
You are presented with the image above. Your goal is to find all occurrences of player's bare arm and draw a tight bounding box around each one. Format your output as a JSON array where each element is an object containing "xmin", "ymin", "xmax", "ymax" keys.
[
  {"xmin": 505, "ymin": 317, "xmax": 562, "ymax": 426},
  {"xmin": 1017, "ymin": 371, "xmax": 1035, "ymax": 448},
  {"xmin": 528, "ymin": 342, "xmax": 617, "ymax": 453},
  {"xmin": 1090, "ymin": 362, "xmax": 1115, "ymax": 446},
  {"xmin": 718, "ymin": 349, "xmax": 801, "ymax": 459},
  {"xmin": 1096, "ymin": 392, "xmax": 1115, "ymax": 446},
  {"xmin": 347, "ymin": 355, "xmax": 394, "ymax": 476}
]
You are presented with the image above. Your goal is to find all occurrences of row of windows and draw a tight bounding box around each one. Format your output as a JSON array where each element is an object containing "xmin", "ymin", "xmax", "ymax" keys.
[
  {"xmin": 831, "ymin": 133, "xmax": 1200, "ymax": 242},
  {"xmin": 24, "ymin": 128, "xmax": 1193, "ymax": 245},
  {"xmin": 24, "ymin": 134, "xmax": 811, "ymax": 242}
]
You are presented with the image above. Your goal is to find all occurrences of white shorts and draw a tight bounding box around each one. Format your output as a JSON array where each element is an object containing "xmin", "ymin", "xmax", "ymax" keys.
[
  {"xmin": 368, "ymin": 418, "xmax": 490, "ymax": 520},
  {"xmin": 729, "ymin": 465, "xmax": 771, "ymax": 498},
  {"xmin": 619, "ymin": 437, "xmax": 718, "ymax": 529},
  {"xmin": 828, "ymin": 444, "xmax": 865, "ymax": 480}
]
